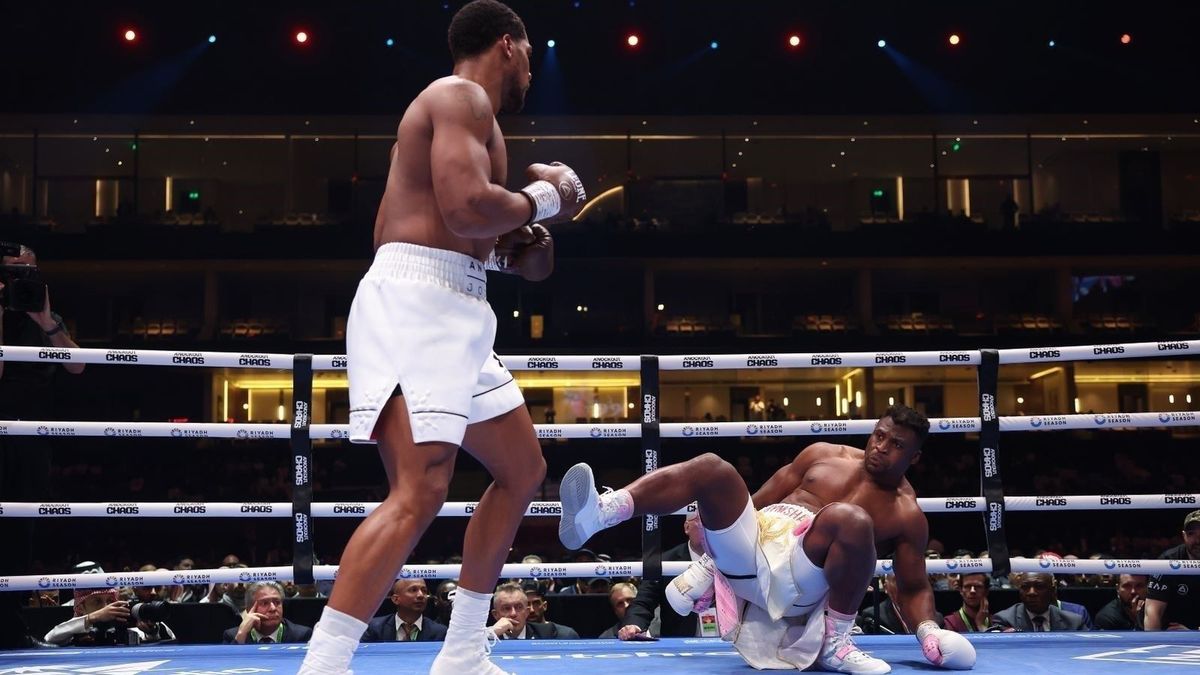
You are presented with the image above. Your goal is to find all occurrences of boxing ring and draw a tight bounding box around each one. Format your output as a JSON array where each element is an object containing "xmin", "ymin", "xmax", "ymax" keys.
[
  {"xmin": 4, "ymin": 632, "xmax": 1200, "ymax": 674},
  {"xmin": 2, "ymin": 338, "xmax": 1199, "ymax": 673}
]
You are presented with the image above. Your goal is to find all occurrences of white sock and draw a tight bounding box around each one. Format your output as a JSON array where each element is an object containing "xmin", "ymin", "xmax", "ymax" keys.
[
  {"xmin": 444, "ymin": 586, "xmax": 492, "ymax": 643},
  {"xmin": 298, "ymin": 606, "xmax": 367, "ymax": 674}
]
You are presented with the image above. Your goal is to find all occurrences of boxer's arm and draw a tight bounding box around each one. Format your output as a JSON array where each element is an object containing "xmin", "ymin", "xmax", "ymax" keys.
[
  {"xmin": 892, "ymin": 511, "xmax": 939, "ymax": 628},
  {"xmin": 750, "ymin": 442, "xmax": 832, "ymax": 509},
  {"xmin": 429, "ymin": 83, "xmax": 534, "ymax": 239},
  {"xmin": 1144, "ymin": 598, "xmax": 1166, "ymax": 631}
]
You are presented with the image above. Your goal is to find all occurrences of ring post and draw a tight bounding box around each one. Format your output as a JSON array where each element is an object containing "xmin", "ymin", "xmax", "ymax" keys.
[
  {"xmin": 640, "ymin": 355, "xmax": 662, "ymax": 581},
  {"xmin": 977, "ymin": 349, "xmax": 1011, "ymax": 577},
  {"xmin": 291, "ymin": 354, "xmax": 315, "ymax": 585}
]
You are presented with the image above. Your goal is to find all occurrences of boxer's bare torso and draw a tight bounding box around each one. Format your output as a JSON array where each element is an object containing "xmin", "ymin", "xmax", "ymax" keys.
[
  {"xmin": 373, "ymin": 76, "xmax": 511, "ymax": 261},
  {"xmin": 753, "ymin": 426, "xmax": 927, "ymax": 553}
]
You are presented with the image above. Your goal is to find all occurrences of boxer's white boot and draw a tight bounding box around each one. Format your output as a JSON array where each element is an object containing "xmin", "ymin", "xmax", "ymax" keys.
[
  {"xmin": 430, "ymin": 587, "xmax": 512, "ymax": 675},
  {"xmin": 558, "ymin": 463, "xmax": 633, "ymax": 550},
  {"xmin": 429, "ymin": 628, "xmax": 510, "ymax": 675},
  {"xmin": 664, "ymin": 554, "xmax": 716, "ymax": 616},
  {"xmin": 817, "ymin": 610, "xmax": 891, "ymax": 674}
]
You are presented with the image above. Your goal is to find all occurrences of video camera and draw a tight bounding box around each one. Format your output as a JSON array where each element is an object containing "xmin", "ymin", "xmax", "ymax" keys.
[{"xmin": 0, "ymin": 241, "xmax": 47, "ymax": 312}]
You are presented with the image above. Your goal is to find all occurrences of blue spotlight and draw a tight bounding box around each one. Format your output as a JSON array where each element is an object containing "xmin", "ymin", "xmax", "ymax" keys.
[
  {"xmin": 877, "ymin": 39, "xmax": 886, "ymax": 48},
  {"xmin": 710, "ymin": 40, "xmax": 719, "ymax": 50},
  {"xmin": 547, "ymin": 39, "xmax": 556, "ymax": 48},
  {"xmin": 208, "ymin": 35, "xmax": 216, "ymax": 44},
  {"xmin": 385, "ymin": 38, "xmax": 394, "ymax": 47},
  {"xmin": 1048, "ymin": 39, "xmax": 1056, "ymax": 47}
]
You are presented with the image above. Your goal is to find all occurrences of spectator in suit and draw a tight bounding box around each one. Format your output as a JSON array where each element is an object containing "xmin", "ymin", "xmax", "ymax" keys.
[
  {"xmin": 363, "ymin": 580, "xmax": 447, "ymax": 642},
  {"xmin": 991, "ymin": 572, "xmax": 1086, "ymax": 632},
  {"xmin": 522, "ymin": 582, "xmax": 578, "ymax": 637},
  {"xmin": 222, "ymin": 581, "xmax": 312, "ymax": 644},
  {"xmin": 597, "ymin": 583, "xmax": 637, "ymax": 638},
  {"xmin": 943, "ymin": 573, "xmax": 991, "ymax": 632},
  {"xmin": 617, "ymin": 515, "xmax": 708, "ymax": 640},
  {"xmin": 1095, "ymin": 574, "xmax": 1147, "ymax": 631},
  {"xmin": 491, "ymin": 582, "xmax": 578, "ymax": 639}
]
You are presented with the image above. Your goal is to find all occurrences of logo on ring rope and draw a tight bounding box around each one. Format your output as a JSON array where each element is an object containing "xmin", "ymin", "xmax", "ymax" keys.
[
  {"xmin": 881, "ymin": 560, "xmax": 894, "ymax": 573},
  {"xmin": 1039, "ymin": 559, "xmax": 1052, "ymax": 569},
  {"xmin": 105, "ymin": 576, "xmax": 119, "ymax": 587},
  {"xmin": 945, "ymin": 560, "xmax": 958, "ymax": 571},
  {"xmin": 1104, "ymin": 560, "xmax": 1118, "ymax": 570},
  {"xmin": 595, "ymin": 565, "xmax": 607, "ymax": 576}
]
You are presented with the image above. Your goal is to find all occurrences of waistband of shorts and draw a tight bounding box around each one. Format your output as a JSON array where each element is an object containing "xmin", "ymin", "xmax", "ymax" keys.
[
  {"xmin": 367, "ymin": 242, "xmax": 488, "ymax": 300},
  {"xmin": 761, "ymin": 503, "xmax": 815, "ymax": 521}
]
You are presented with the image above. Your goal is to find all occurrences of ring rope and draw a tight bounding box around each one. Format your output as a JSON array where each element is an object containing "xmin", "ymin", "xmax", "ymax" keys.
[
  {"xmin": 1, "ymin": 338, "xmax": 1195, "ymax": 371},
  {"xmin": 4, "ymin": 556, "xmax": 1193, "ymax": 593},
  {"xmin": 4, "ymin": 494, "xmax": 1197, "ymax": 519},
  {"xmin": 2, "ymin": 411, "xmax": 1198, "ymax": 442}
]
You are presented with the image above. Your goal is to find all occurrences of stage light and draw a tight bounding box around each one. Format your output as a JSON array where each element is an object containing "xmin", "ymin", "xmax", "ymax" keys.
[
  {"xmin": 948, "ymin": 33, "xmax": 961, "ymax": 46},
  {"xmin": 710, "ymin": 40, "xmax": 719, "ymax": 50},
  {"xmin": 123, "ymin": 29, "xmax": 137, "ymax": 42},
  {"xmin": 295, "ymin": 31, "xmax": 309, "ymax": 44},
  {"xmin": 1120, "ymin": 33, "xmax": 1131, "ymax": 45},
  {"xmin": 208, "ymin": 35, "xmax": 217, "ymax": 44},
  {"xmin": 385, "ymin": 38, "xmax": 394, "ymax": 47},
  {"xmin": 877, "ymin": 39, "xmax": 886, "ymax": 48},
  {"xmin": 626, "ymin": 34, "xmax": 639, "ymax": 47},
  {"xmin": 788, "ymin": 34, "xmax": 801, "ymax": 48},
  {"xmin": 1048, "ymin": 39, "xmax": 1056, "ymax": 47},
  {"xmin": 547, "ymin": 39, "xmax": 556, "ymax": 48}
]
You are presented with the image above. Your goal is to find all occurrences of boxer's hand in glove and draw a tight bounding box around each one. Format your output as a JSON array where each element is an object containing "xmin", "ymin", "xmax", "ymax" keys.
[{"xmin": 494, "ymin": 224, "xmax": 554, "ymax": 282}]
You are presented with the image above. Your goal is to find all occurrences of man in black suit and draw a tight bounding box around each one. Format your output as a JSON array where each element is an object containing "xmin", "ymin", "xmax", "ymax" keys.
[
  {"xmin": 491, "ymin": 583, "xmax": 578, "ymax": 639},
  {"xmin": 363, "ymin": 579, "xmax": 447, "ymax": 642},
  {"xmin": 616, "ymin": 516, "xmax": 706, "ymax": 640},
  {"xmin": 222, "ymin": 582, "xmax": 313, "ymax": 644},
  {"xmin": 991, "ymin": 572, "xmax": 1086, "ymax": 632}
]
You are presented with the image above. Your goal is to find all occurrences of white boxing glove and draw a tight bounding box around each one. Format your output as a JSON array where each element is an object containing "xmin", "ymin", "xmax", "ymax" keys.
[
  {"xmin": 664, "ymin": 553, "xmax": 716, "ymax": 616},
  {"xmin": 916, "ymin": 620, "xmax": 976, "ymax": 670}
]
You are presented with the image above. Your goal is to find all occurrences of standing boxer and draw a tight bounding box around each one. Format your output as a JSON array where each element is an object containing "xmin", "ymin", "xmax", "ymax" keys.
[{"xmin": 299, "ymin": 2, "xmax": 585, "ymax": 673}]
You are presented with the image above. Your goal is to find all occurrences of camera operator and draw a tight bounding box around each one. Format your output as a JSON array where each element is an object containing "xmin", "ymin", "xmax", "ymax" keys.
[
  {"xmin": 44, "ymin": 588, "xmax": 175, "ymax": 646},
  {"xmin": 0, "ymin": 244, "xmax": 85, "ymax": 648}
]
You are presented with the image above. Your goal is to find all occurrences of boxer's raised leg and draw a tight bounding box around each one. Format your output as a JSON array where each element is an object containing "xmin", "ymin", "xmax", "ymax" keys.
[{"xmin": 559, "ymin": 452, "xmax": 748, "ymax": 550}]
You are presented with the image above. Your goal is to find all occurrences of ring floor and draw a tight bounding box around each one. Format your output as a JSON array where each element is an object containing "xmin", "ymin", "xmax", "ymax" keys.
[{"xmin": 3, "ymin": 634, "xmax": 1199, "ymax": 674}]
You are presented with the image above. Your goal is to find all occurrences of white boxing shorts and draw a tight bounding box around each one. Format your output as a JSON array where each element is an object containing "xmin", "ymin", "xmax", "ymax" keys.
[
  {"xmin": 704, "ymin": 498, "xmax": 830, "ymax": 621},
  {"xmin": 346, "ymin": 242, "xmax": 524, "ymax": 446}
]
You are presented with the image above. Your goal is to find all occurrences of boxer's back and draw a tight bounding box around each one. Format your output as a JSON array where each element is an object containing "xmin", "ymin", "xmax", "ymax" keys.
[{"xmin": 373, "ymin": 76, "xmax": 507, "ymax": 261}]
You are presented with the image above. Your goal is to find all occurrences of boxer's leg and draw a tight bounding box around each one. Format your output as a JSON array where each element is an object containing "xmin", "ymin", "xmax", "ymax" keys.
[
  {"xmin": 301, "ymin": 397, "xmax": 457, "ymax": 674},
  {"xmin": 559, "ymin": 453, "xmax": 748, "ymax": 550},
  {"xmin": 799, "ymin": 503, "xmax": 890, "ymax": 675},
  {"xmin": 801, "ymin": 502, "xmax": 877, "ymax": 615}
]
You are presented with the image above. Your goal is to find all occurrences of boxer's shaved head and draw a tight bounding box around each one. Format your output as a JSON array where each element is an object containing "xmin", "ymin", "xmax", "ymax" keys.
[{"xmin": 449, "ymin": 0, "xmax": 527, "ymax": 63}]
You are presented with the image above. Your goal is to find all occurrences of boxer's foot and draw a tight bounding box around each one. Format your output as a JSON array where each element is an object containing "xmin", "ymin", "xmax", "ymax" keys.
[
  {"xmin": 430, "ymin": 628, "xmax": 512, "ymax": 675},
  {"xmin": 664, "ymin": 554, "xmax": 716, "ymax": 616},
  {"xmin": 558, "ymin": 463, "xmax": 633, "ymax": 550},
  {"xmin": 817, "ymin": 631, "xmax": 891, "ymax": 674}
]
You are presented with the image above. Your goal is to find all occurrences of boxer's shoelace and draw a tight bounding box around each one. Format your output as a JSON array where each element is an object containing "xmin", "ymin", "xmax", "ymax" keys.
[{"xmin": 824, "ymin": 632, "xmax": 883, "ymax": 669}]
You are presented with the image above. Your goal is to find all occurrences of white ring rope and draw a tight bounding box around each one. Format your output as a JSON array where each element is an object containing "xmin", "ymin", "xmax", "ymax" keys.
[
  {"xmin": 3, "ymin": 341, "xmax": 1196, "ymax": 594},
  {"xmin": 3, "ymin": 556, "xmax": 1193, "ymax": 592},
  {"xmin": 3, "ymin": 412, "xmax": 1198, "ymax": 441},
  {"xmin": 1, "ymin": 338, "xmax": 1196, "ymax": 371},
  {"xmin": 4, "ymin": 494, "xmax": 1199, "ymax": 519}
]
